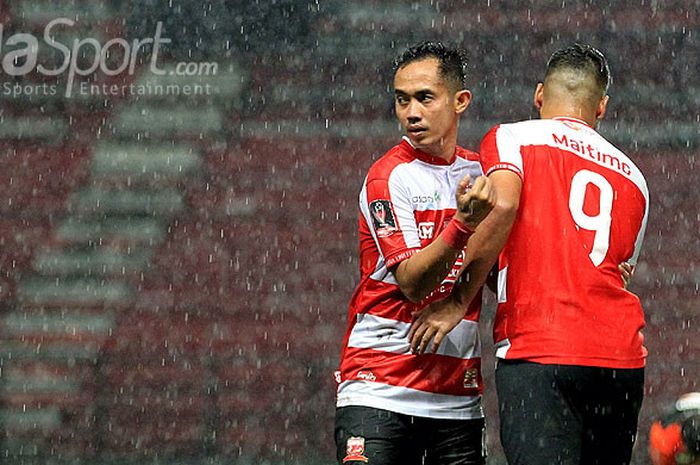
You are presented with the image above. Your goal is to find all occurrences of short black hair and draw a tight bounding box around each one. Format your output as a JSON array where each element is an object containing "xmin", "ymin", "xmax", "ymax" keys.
[
  {"xmin": 545, "ymin": 43, "xmax": 611, "ymax": 96},
  {"xmin": 393, "ymin": 41, "xmax": 468, "ymax": 90}
]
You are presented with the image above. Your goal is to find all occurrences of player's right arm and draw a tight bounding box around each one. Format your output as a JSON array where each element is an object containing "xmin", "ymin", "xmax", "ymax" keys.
[
  {"xmin": 448, "ymin": 125, "xmax": 524, "ymax": 310},
  {"xmin": 451, "ymin": 170, "xmax": 521, "ymax": 308},
  {"xmin": 393, "ymin": 174, "xmax": 496, "ymax": 302},
  {"xmin": 409, "ymin": 170, "xmax": 520, "ymax": 354},
  {"xmin": 364, "ymin": 165, "xmax": 495, "ymax": 304}
]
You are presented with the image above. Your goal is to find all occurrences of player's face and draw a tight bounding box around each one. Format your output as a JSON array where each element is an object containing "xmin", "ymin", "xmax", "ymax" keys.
[{"xmin": 393, "ymin": 58, "xmax": 470, "ymax": 157}]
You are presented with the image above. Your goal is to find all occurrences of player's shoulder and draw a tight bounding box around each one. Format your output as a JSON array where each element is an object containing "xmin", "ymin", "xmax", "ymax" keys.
[
  {"xmin": 480, "ymin": 120, "xmax": 539, "ymax": 146},
  {"xmin": 501, "ymin": 119, "xmax": 545, "ymax": 130},
  {"xmin": 492, "ymin": 119, "xmax": 555, "ymax": 136},
  {"xmin": 366, "ymin": 140, "xmax": 414, "ymax": 182}
]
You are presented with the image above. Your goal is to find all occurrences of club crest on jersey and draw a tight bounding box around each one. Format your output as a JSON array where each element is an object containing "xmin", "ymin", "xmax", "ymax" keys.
[
  {"xmin": 343, "ymin": 436, "xmax": 369, "ymax": 463},
  {"xmin": 463, "ymin": 368, "xmax": 479, "ymax": 389},
  {"xmin": 369, "ymin": 200, "xmax": 397, "ymax": 238}
]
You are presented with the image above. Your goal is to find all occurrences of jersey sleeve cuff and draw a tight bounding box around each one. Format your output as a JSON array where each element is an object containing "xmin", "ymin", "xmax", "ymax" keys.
[
  {"xmin": 384, "ymin": 248, "xmax": 421, "ymax": 269},
  {"xmin": 486, "ymin": 163, "xmax": 524, "ymax": 181}
]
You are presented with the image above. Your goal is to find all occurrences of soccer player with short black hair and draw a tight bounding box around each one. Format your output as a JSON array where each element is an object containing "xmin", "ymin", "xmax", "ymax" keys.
[
  {"xmin": 334, "ymin": 41, "xmax": 495, "ymax": 465},
  {"xmin": 411, "ymin": 43, "xmax": 650, "ymax": 464}
]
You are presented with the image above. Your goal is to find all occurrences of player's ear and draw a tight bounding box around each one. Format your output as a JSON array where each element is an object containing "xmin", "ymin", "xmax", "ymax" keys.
[
  {"xmin": 596, "ymin": 94, "xmax": 609, "ymax": 121},
  {"xmin": 533, "ymin": 82, "xmax": 544, "ymax": 111},
  {"xmin": 454, "ymin": 89, "xmax": 472, "ymax": 115}
]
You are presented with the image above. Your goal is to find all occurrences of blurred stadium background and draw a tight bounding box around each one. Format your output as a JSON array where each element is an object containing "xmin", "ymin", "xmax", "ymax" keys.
[{"xmin": 0, "ymin": 0, "xmax": 697, "ymax": 463}]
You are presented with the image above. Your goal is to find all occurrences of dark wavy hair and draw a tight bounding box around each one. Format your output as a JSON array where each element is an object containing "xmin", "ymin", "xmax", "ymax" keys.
[{"xmin": 393, "ymin": 41, "xmax": 469, "ymax": 90}]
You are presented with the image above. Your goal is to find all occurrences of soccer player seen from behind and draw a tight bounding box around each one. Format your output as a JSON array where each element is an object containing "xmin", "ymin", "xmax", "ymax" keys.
[
  {"xmin": 411, "ymin": 43, "xmax": 650, "ymax": 465},
  {"xmin": 334, "ymin": 41, "xmax": 495, "ymax": 465}
]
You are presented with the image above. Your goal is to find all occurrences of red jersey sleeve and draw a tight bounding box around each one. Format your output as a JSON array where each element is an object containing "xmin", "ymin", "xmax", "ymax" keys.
[
  {"xmin": 479, "ymin": 125, "xmax": 525, "ymax": 181},
  {"xmin": 363, "ymin": 172, "xmax": 421, "ymax": 269}
]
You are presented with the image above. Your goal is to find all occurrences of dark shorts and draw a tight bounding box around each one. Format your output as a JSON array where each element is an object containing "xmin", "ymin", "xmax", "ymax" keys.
[
  {"xmin": 495, "ymin": 359, "xmax": 644, "ymax": 465},
  {"xmin": 334, "ymin": 406, "xmax": 485, "ymax": 465}
]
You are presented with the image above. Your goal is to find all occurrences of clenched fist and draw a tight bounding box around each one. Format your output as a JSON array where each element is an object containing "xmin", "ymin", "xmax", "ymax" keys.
[{"xmin": 455, "ymin": 175, "xmax": 497, "ymax": 230}]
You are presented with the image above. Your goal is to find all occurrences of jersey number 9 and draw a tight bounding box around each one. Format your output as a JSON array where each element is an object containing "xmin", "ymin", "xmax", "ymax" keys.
[{"xmin": 568, "ymin": 170, "xmax": 614, "ymax": 267}]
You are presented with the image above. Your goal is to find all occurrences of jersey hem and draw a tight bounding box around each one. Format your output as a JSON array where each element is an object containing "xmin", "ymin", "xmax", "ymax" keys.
[
  {"xmin": 497, "ymin": 354, "xmax": 646, "ymax": 369},
  {"xmin": 336, "ymin": 394, "xmax": 484, "ymax": 420}
]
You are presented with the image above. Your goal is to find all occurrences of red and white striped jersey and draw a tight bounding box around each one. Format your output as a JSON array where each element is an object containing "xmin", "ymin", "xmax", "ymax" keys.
[
  {"xmin": 336, "ymin": 137, "xmax": 484, "ymax": 420},
  {"xmin": 479, "ymin": 117, "xmax": 649, "ymax": 369}
]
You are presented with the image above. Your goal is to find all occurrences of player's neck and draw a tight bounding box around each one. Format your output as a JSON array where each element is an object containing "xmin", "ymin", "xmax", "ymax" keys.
[
  {"xmin": 406, "ymin": 137, "xmax": 457, "ymax": 162},
  {"xmin": 424, "ymin": 130, "xmax": 458, "ymax": 161},
  {"xmin": 428, "ymin": 139, "xmax": 456, "ymax": 162},
  {"xmin": 540, "ymin": 105, "xmax": 598, "ymax": 129}
]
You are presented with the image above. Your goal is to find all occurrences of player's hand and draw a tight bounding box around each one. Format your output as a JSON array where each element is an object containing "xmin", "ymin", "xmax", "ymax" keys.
[
  {"xmin": 455, "ymin": 175, "xmax": 497, "ymax": 230},
  {"xmin": 619, "ymin": 261, "xmax": 634, "ymax": 289},
  {"xmin": 408, "ymin": 298, "xmax": 464, "ymax": 355}
]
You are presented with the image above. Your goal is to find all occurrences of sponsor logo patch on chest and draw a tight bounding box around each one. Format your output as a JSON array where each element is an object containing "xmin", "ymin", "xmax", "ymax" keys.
[{"xmin": 418, "ymin": 221, "xmax": 435, "ymax": 239}]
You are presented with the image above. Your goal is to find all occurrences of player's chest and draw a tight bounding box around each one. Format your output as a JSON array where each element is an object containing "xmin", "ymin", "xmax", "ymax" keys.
[
  {"xmin": 403, "ymin": 168, "xmax": 467, "ymax": 244},
  {"xmin": 402, "ymin": 165, "xmax": 468, "ymax": 212}
]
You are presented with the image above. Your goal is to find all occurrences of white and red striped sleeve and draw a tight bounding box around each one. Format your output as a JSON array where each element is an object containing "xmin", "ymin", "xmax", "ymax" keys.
[{"xmin": 361, "ymin": 164, "xmax": 421, "ymax": 269}]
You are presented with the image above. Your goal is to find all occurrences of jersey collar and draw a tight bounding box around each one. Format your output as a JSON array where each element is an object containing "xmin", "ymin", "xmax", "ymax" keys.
[
  {"xmin": 401, "ymin": 137, "xmax": 455, "ymax": 166},
  {"xmin": 552, "ymin": 116, "xmax": 592, "ymax": 128}
]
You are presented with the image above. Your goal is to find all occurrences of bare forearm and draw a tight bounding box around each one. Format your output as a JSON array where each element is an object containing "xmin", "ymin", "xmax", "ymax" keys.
[{"xmin": 395, "ymin": 237, "xmax": 466, "ymax": 303}]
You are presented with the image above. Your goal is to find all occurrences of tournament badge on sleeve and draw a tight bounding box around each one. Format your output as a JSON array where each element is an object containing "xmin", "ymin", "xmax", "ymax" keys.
[
  {"xmin": 369, "ymin": 200, "xmax": 397, "ymax": 238},
  {"xmin": 343, "ymin": 436, "xmax": 369, "ymax": 463}
]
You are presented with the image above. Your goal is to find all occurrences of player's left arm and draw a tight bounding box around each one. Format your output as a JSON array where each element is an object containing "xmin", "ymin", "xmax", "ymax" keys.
[{"xmin": 409, "ymin": 170, "xmax": 522, "ymax": 354}]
